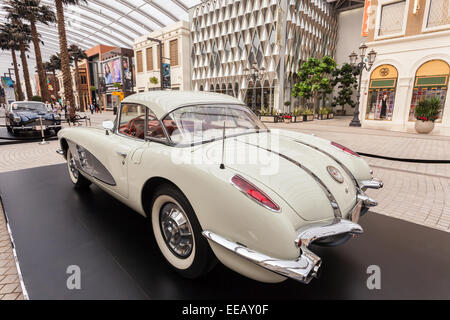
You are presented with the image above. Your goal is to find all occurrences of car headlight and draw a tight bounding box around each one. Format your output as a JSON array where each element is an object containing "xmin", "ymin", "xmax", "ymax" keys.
[
  {"xmin": 54, "ymin": 114, "xmax": 60, "ymax": 120},
  {"xmin": 13, "ymin": 116, "xmax": 21, "ymax": 123}
]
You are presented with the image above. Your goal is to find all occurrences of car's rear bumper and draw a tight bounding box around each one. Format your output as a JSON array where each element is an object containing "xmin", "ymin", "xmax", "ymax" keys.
[{"xmin": 202, "ymin": 201, "xmax": 364, "ymax": 284}]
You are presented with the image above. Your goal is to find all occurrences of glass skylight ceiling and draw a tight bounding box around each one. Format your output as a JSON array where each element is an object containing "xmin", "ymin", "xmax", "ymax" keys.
[{"xmin": 0, "ymin": 0, "xmax": 201, "ymax": 75}]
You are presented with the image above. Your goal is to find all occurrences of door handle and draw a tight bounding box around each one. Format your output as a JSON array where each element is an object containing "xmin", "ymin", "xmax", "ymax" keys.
[{"xmin": 116, "ymin": 151, "xmax": 127, "ymax": 158}]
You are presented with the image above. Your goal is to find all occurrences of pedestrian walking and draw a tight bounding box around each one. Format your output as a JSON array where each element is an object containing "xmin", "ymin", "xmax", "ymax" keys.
[{"xmin": 89, "ymin": 103, "xmax": 94, "ymax": 114}]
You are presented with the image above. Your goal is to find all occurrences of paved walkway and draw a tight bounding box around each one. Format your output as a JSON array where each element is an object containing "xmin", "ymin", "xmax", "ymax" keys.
[{"xmin": 0, "ymin": 112, "xmax": 449, "ymax": 299}]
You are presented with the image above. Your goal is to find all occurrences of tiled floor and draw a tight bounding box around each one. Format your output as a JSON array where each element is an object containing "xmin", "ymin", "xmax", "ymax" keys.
[{"xmin": 0, "ymin": 205, "xmax": 24, "ymax": 300}]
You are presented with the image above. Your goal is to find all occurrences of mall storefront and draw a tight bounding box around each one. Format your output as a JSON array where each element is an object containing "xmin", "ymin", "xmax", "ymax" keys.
[
  {"xmin": 360, "ymin": 28, "xmax": 450, "ymax": 137},
  {"xmin": 362, "ymin": 58, "xmax": 450, "ymax": 135}
]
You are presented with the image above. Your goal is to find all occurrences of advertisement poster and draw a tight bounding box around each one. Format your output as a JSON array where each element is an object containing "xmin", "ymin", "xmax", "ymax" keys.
[
  {"xmin": 162, "ymin": 63, "xmax": 171, "ymax": 89},
  {"xmin": 102, "ymin": 58, "xmax": 124, "ymax": 85},
  {"xmin": 122, "ymin": 57, "xmax": 133, "ymax": 90},
  {"xmin": 1, "ymin": 76, "xmax": 14, "ymax": 88}
]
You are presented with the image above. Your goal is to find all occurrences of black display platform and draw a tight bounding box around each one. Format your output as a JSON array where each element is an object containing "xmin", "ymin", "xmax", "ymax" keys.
[
  {"xmin": 0, "ymin": 127, "xmax": 57, "ymax": 145},
  {"xmin": 1, "ymin": 164, "xmax": 450, "ymax": 299}
]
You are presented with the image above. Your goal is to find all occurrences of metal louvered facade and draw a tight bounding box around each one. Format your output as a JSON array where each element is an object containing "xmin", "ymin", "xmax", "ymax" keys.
[{"xmin": 189, "ymin": 0, "xmax": 338, "ymax": 112}]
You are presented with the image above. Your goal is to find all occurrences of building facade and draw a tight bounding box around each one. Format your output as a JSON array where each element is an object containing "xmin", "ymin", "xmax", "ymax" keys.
[
  {"xmin": 56, "ymin": 66, "xmax": 89, "ymax": 111},
  {"xmin": 360, "ymin": 0, "xmax": 450, "ymax": 135},
  {"xmin": 189, "ymin": 0, "xmax": 338, "ymax": 112},
  {"xmin": 134, "ymin": 21, "xmax": 192, "ymax": 92}
]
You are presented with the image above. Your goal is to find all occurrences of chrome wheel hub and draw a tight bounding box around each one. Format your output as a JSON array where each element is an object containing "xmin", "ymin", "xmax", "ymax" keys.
[
  {"xmin": 69, "ymin": 154, "xmax": 79, "ymax": 179},
  {"xmin": 160, "ymin": 203, "xmax": 193, "ymax": 259}
]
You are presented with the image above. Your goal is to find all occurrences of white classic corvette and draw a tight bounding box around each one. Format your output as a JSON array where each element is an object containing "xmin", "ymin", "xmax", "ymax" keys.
[{"xmin": 57, "ymin": 91, "xmax": 382, "ymax": 284}]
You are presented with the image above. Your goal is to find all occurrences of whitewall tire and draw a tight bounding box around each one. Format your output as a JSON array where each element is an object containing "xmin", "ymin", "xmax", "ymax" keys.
[{"xmin": 150, "ymin": 184, "xmax": 216, "ymax": 278}]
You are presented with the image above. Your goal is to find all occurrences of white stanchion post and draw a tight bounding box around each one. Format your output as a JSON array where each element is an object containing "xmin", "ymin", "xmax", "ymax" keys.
[{"xmin": 38, "ymin": 116, "xmax": 49, "ymax": 145}]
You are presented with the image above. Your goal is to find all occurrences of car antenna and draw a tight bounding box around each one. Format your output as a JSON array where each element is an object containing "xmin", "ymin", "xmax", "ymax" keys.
[{"xmin": 220, "ymin": 121, "xmax": 226, "ymax": 169}]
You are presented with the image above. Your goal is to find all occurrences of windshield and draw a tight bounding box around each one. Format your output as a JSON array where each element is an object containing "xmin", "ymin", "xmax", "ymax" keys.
[
  {"xmin": 11, "ymin": 102, "xmax": 47, "ymax": 113},
  {"xmin": 163, "ymin": 105, "xmax": 268, "ymax": 145}
]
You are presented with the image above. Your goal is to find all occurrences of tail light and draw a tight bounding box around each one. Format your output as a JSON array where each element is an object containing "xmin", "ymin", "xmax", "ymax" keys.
[
  {"xmin": 331, "ymin": 141, "xmax": 360, "ymax": 157},
  {"xmin": 231, "ymin": 175, "xmax": 280, "ymax": 212}
]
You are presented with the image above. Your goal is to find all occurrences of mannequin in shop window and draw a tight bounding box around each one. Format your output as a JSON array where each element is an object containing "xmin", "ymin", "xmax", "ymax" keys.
[{"xmin": 380, "ymin": 94, "xmax": 387, "ymax": 119}]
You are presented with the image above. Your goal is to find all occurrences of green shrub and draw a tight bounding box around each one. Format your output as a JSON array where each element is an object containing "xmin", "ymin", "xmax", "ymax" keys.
[
  {"xmin": 414, "ymin": 97, "xmax": 442, "ymax": 122},
  {"xmin": 318, "ymin": 107, "xmax": 328, "ymax": 115}
]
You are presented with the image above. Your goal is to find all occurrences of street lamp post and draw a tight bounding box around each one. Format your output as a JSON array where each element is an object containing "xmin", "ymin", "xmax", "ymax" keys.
[
  {"xmin": 349, "ymin": 44, "xmax": 377, "ymax": 127},
  {"xmin": 244, "ymin": 62, "xmax": 265, "ymax": 112}
]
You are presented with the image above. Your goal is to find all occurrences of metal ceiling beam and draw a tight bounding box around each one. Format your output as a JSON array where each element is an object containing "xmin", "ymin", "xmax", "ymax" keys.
[
  {"xmin": 116, "ymin": 0, "xmax": 166, "ymax": 28},
  {"xmin": 74, "ymin": 4, "xmax": 142, "ymax": 37},
  {"xmin": 171, "ymin": 0, "xmax": 189, "ymax": 11},
  {"xmin": 143, "ymin": 0, "xmax": 179, "ymax": 22},
  {"xmin": 86, "ymin": 0, "xmax": 153, "ymax": 32}
]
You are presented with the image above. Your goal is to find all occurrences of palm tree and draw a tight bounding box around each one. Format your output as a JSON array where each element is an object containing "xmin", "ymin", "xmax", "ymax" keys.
[
  {"xmin": 0, "ymin": 23, "xmax": 24, "ymax": 101},
  {"xmin": 68, "ymin": 44, "xmax": 87, "ymax": 111},
  {"xmin": 49, "ymin": 54, "xmax": 61, "ymax": 99},
  {"xmin": 55, "ymin": 0, "xmax": 87, "ymax": 119},
  {"xmin": 5, "ymin": 0, "xmax": 56, "ymax": 102},
  {"xmin": 8, "ymin": 22, "xmax": 33, "ymax": 100}
]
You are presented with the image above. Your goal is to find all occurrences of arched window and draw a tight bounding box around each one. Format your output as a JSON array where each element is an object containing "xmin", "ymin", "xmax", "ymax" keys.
[
  {"xmin": 365, "ymin": 64, "xmax": 398, "ymax": 121},
  {"xmin": 409, "ymin": 60, "xmax": 449, "ymax": 122},
  {"xmin": 227, "ymin": 83, "xmax": 234, "ymax": 97},
  {"xmin": 199, "ymin": 85, "xmax": 204, "ymax": 91}
]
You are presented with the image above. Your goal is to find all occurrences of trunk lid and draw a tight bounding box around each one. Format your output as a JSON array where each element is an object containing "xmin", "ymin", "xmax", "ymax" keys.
[{"xmin": 206, "ymin": 132, "xmax": 357, "ymax": 221}]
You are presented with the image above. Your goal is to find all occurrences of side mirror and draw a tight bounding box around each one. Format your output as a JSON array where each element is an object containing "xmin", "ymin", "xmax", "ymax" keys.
[{"xmin": 102, "ymin": 120, "xmax": 114, "ymax": 134}]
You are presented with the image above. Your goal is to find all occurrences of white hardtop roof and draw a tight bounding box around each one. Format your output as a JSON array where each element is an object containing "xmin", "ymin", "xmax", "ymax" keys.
[{"xmin": 121, "ymin": 91, "xmax": 245, "ymax": 119}]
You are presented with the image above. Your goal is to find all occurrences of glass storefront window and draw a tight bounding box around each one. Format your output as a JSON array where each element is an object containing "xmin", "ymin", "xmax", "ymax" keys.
[
  {"xmin": 366, "ymin": 89, "xmax": 396, "ymax": 120},
  {"xmin": 409, "ymin": 60, "xmax": 449, "ymax": 122},
  {"xmin": 366, "ymin": 64, "xmax": 398, "ymax": 121}
]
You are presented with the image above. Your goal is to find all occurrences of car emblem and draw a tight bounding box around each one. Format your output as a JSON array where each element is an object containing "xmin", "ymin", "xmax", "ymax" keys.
[{"xmin": 327, "ymin": 166, "xmax": 344, "ymax": 183}]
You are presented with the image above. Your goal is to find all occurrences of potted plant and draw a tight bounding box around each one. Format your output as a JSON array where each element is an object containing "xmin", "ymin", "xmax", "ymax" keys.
[
  {"xmin": 282, "ymin": 114, "xmax": 292, "ymax": 123},
  {"xmin": 149, "ymin": 76, "xmax": 159, "ymax": 85},
  {"xmin": 318, "ymin": 107, "xmax": 328, "ymax": 120},
  {"xmin": 292, "ymin": 107, "xmax": 304, "ymax": 122},
  {"xmin": 327, "ymin": 107, "xmax": 334, "ymax": 119},
  {"xmin": 414, "ymin": 97, "xmax": 442, "ymax": 134},
  {"xmin": 259, "ymin": 108, "xmax": 279, "ymax": 123},
  {"xmin": 303, "ymin": 108, "xmax": 314, "ymax": 121}
]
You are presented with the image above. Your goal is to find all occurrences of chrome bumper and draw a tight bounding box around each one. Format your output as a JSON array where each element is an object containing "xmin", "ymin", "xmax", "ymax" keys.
[
  {"xmin": 13, "ymin": 124, "xmax": 61, "ymax": 131},
  {"xmin": 360, "ymin": 178, "xmax": 383, "ymax": 191},
  {"xmin": 202, "ymin": 206, "xmax": 363, "ymax": 284}
]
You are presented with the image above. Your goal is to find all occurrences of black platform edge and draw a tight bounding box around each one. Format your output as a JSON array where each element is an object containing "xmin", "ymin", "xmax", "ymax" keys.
[
  {"xmin": 0, "ymin": 196, "xmax": 30, "ymax": 299},
  {"xmin": 357, "ymin": 152, "xmax": 450, "ymax": 164}
]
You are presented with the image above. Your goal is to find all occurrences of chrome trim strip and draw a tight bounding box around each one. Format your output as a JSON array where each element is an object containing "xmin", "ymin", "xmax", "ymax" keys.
[
  {"xmin": 293, "ymin": 140, "xmax": 360, "ymax": 190},
  {"xmin": 241, "ymin": 141, "xmax": 342, "ymax": 218}
]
